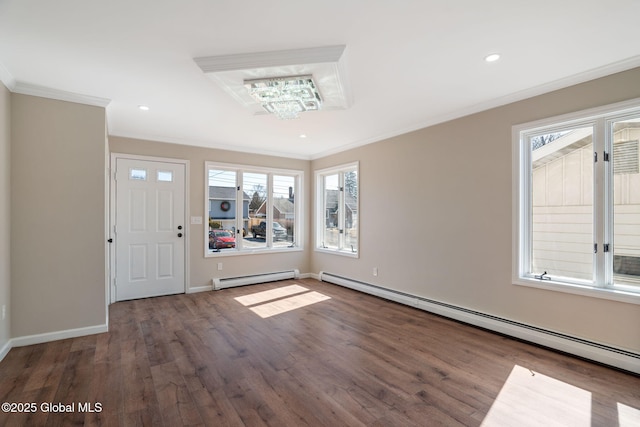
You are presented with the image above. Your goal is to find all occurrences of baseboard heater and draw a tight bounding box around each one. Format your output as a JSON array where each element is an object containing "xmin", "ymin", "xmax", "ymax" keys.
[
  {"xmin": 213, "ymin": 269, "xmax": 299, "ymax": 290},
  {"xmin": 318, "ymin": 271, "xmax": 640, "ymax": 375}
]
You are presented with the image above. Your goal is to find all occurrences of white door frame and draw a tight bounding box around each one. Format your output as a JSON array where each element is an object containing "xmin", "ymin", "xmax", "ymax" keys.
[{"xmin": 109, "ymin": 153, "xmax": 190, "ymax": 304}]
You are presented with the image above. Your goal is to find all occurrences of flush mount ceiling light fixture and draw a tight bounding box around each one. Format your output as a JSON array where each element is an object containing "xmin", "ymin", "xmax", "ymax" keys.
[
  {"xmin": 194, "ymin": 45, "xmax": 351, "ymax": 118},
  {"xmin": 244, "ymin": 75, "xmax": 322, "ymax": 119}
]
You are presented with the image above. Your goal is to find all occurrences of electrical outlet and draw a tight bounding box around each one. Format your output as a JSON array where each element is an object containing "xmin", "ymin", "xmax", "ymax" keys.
[
  {"xmin": 217, "ymin": 262, "xmax": 223, "ymax": 271},
  {"xmin": 373, "ymin": 267, "xmax": 378, "ymax": 277}
]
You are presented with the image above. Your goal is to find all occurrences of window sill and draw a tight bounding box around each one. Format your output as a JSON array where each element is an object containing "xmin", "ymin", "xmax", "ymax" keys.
[
  {"xmin": 314, "ymin": 247, "xmax": 359, "ymax": 258},
  {"xmin": 206, "ymin": 246, "xmax": 303, "ymax": 258},
  {"xmin": 513, "ymin": 277, "xmax": 640, "ymax": 305}
]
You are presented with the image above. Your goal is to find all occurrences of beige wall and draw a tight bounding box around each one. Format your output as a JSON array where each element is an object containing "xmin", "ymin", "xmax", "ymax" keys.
[
  {"xmin": 0, "ymin": 83, "xmax": 10, "ymax": 350},
  {"xmin": 108, "ymin": 137, "xmax": 312, "ymax": 288},
  {"xmin": 11, "ymin": 94, "xmax": 107, "ymax": 337},
  {"xmin": 3, "ymin": 67, "xmax": 638, "ymax": 357},
  {"xmin": 311, "ymin": 67, "xmax": 640, "ymax": 353}
]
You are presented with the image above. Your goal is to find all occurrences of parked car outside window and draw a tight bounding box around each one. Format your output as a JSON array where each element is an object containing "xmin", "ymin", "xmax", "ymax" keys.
[
  {"xmin": 209, "ymin": 229, "xmax": 236, "ymax": 249},
  {"xmin": 250, "ymin": 221, "xmax": 287, "ymax": 240}
]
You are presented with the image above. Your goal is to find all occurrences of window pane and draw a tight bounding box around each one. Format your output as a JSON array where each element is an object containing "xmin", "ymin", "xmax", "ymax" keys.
[
  {"xmin": 344, "ymin": 169, "xmax": 358, "ymax": 253},
  {"xmin": 612, "ymin": 116, "xmax": 640, "ymax": 289},
  {"xmin": 530, "ymin": 127, "xmax": 594, "ymax": 283},
  {"xmin": 244, "ymin": 172, "xmax": 267, "ymax": 250},
  {"xmin": 208, "ymin": 169, "xmax": 237, "ymax": 252},
  {"xmin": 273, "ymin": 175, "xmax": 295, "ymax": 248},
  {"xmin": 323, "ymin": 174, "xmax": 340, "ymax": 249},
  {"xmin": 157, "ymin": 170, "xmax": 173, "ymax": 182},
  {"xmin": 130, "ymin": 168, "xmax": 146, "ymax": 180}
]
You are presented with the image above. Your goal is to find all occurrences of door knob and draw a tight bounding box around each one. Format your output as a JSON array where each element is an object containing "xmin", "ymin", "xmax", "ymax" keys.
[{"xmin": 177, "ymin": 233, "xmax": 183, "ymax": 238}]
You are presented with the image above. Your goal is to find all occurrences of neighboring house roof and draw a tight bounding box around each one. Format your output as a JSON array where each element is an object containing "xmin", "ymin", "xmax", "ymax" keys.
[
  {"xmin": 325, "ymin": 189, "xmax": 358, "ymax": 214},
  {"xmin": 274, "ymin": 198, "xmax": 294, "ymax": 215},
  {"xmin": 209, "ymin": 186, "xmax": 251, "ymax": 200},
  {"xmin": 256, "ymin": 198, "xmax": 295, "ymax": 216},
  {"xmin": 532, "ymin": 128, "xmax": 592, "ymax": 169},
  {"xmin": 532, "ymin": 126, "xmax": 640, "ymax": 173}
]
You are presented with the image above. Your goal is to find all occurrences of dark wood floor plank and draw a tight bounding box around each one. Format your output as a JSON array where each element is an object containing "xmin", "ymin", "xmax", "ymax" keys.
[
  {"xmin": 150, "ymin": 361, "xmax": 204, "ymax": 426},
  {"xmin": 120, "ymin": 338, "xmax": 164, "ymax": 426},
  {"xmin": 0, "ymin": 278, "xmax": 638, "ymax": 426}
]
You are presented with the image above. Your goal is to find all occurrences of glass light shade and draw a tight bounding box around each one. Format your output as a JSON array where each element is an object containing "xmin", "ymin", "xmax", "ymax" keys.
[{"xmin": 244, "ymin": 75, "xmax": 322, "ymax": 119}]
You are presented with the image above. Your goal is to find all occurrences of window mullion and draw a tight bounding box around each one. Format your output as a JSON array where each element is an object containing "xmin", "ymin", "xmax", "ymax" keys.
[
  {"xmin": 339, "ymin": 172, "xmax": 346, "ymax": 250},
  {"xmin": 603, "ymin": 117, "xmax": 615, "ymax": 288},
  {"xmin": 593, "ymin": 119, "xmax": 608, "ymax": 287},
  {"xmin": 235, "ymin": 171, "xmax": 243, "ymax": 251},
  {"xmin": 266, "ymin": 173, "xmax": 273, "ymax": 248}
]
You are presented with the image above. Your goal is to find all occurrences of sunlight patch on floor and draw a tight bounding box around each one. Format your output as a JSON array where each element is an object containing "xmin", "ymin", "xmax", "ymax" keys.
[
  {"xmin": 234, "ymin": 284, "xmax": 309, "ymax": 306},
  {"xmin": 249, "ymin": 291, "xmax": 331, "ymax": 318},
  {"xmin": 618, "ymin": 403, "xmax": 640, "ymax": 427},
  {"xmin": 234, "ymin": 284, "xmax": 331, "ymax": 318},
  {"xmin": 481, "ymin": 365, "xmax": 592, "ymax": 427}
]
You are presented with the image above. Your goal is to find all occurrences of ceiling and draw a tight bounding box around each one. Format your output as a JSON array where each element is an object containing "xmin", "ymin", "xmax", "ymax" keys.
[{"xmin": 1, "ymin": 0, "xmax": 639, "ymax": 160}]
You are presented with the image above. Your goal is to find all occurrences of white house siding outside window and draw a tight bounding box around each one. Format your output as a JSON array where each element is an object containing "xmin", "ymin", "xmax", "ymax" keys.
[
  {"xmin": 514, "ymin": 99, "xmax": 640, "ymax": 302},
  {"xmin": 205, "ymin": 162, "xmax": 302, "ymax": 256},
  {"xmin": 315, "ymin": 162, "xmax": 359, "ymax": 257}
]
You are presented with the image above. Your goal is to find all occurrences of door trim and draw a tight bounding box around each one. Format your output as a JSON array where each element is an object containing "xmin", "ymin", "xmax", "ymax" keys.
[{"xmin": 109, "ymin": 153, "xmax": 190, "ymax": 304}]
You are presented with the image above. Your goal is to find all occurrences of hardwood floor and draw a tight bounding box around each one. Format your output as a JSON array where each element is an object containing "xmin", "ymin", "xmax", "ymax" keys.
[{"xmin": 0, "ymin": 278, "xmax": 638, "ymax": 426}]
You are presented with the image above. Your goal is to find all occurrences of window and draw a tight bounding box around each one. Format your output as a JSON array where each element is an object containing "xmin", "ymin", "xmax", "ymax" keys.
[
  {"xmin": 315, "ymin": 162, "xmax": 359, "ymax": 256},
  {"xmin": 157, "ymin": 170, "xmax": 173, "ymax": 182},
  {"xmin": 130, "ymin": 168, "xmax": 147, "ymax": 180},
  {"xmin": 514, "ymin": 99, "xmax": 640, "ymax": 302},
  {"xmin": 205, "ymin": 162, "xmax": 302, "ymax": 256}
]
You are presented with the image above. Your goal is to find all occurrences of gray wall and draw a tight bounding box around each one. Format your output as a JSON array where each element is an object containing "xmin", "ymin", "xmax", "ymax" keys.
[{"xmin": 10, "ymin": 94, "xmax": 107, "ymax": 338}]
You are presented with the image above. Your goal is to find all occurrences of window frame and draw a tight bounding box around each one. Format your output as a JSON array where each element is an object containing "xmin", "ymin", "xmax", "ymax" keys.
[
  {"xmin": 512, "ymin": 98, "xmax": 640, "ymax": 305},
  {"xmin": 204, "ymin": 161, "xmax": 303, "ymax": 257},
  {"xmin": 315, "ymin": 162, "xmax": 359, "ymax": 258}
]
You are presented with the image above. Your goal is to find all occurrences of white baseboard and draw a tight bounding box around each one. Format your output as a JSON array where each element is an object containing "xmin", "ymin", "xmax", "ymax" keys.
[
  {"xmin": 0, "ymin": 339, "xmax": 11, "ymax": 362},
  {"xmin": 213, "ymin": 269, "xmax": 299, "ymax": 290},
  {"xmin": 10, "ymin": 324, "xmax": 108, "ymax": 348},
  {"xmin": 190, "ymin": 272, "xmax": 312, "ymax": 294},
  {"xmin": 318, "ymin": 271, "xmax": 640, "ymax": 375},
  {"xmin": 187, "ymin": 284, "xmax": 214, "ymax": 294}
]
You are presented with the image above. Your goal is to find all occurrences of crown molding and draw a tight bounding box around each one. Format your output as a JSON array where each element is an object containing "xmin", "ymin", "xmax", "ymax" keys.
[
  {"xmin": 0, "ymin": 63, "xmax": 16, "ymax": 90},
  {"xmin": 310, "ymin": 55, "xmax": 640, "ymax": 160},
  {"xmin": 194, "ymin": 45, "xmax": 346, "ymax": 73},
  {"xmin": 11, "ymin": 81, "xmax": 111, "ymax": 107}
]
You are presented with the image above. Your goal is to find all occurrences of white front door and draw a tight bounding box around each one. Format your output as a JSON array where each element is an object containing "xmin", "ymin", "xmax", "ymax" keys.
[{"xmin": 114, "ymin": 157, "xmax": 186, "ymax": 301}]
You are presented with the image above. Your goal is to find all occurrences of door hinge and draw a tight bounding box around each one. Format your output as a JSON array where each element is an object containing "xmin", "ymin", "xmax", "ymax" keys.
[
  {"xmin": 604, "ymin": 243, "xmax": 610, "ymax": 252},
  {"xmin": 594, "ymin": 152, "xmax": 597, "ymax": 163},
  {"xmin": 604, "ymin": 152, "xmax": 610, "ymax": 162},
  {"xmin": 594, "ymin": 243, "xmax": 597, "ymax": 253}
]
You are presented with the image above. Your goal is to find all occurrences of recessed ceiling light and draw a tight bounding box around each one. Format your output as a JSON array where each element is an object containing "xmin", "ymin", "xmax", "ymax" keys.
[
  {"xmin": 299, "ymin": 134, "xmax": 307, "ymax": 138},
  {"xmin": 484, "ymin": 53, "xmax": 501, "ymax": 63},
  {"xmin": 138, "ymin": 105, "xmax": 150, "ymax": 111}
]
